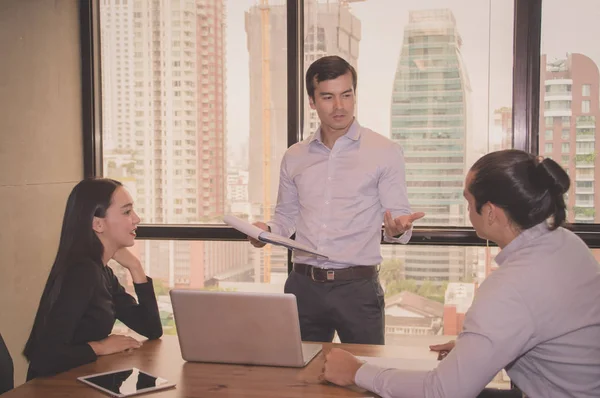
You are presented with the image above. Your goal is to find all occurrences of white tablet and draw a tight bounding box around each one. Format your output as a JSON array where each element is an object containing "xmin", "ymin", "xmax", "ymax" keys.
[{"xmin": 77, "ymin": 368, "xmax": 176, "ymax": 397}]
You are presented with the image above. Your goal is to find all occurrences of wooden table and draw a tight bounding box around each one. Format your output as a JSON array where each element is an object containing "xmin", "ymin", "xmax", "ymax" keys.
[{"xmin": 4, "ymin": 335, "xmax": 456, "ymax": 397}]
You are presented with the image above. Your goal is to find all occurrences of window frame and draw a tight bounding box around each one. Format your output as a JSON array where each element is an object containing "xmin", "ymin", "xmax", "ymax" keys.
[{"xmin": 80, "ymin": 0, "xmax": 600, "ymax": 251}]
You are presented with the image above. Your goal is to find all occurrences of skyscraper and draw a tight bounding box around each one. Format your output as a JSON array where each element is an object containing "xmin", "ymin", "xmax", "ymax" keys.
[
  {"xmin": 99, "ymin": 0, "xmax": 136, "ymax": 154},
  {"xmin": 196, "ymin": 0, "xmax": 227, "ymax": 222},
  {"xmin": 101, "ymin": 0, "xmax": 224, "ymax": 223},
  {"xmin": 540, "ymin": 53, "xmax": 600, "ymax": 224},
  {"xmin": 390, "ymin": 9, "xmax": 473, "ymax": 285}
]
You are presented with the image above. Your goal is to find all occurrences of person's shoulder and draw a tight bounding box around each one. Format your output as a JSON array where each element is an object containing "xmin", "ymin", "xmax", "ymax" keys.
[
  {"xmin": 283, "ymin": 137, "xmax": 311, "ymax": 159},
  {"xmin": 470, "ymin": 267, "xmax": 526, "ymax": 315},
  {"xmin": 358, "ymin": 127, "xmax": 404, "ymax": 165},
  {"xmin": 555, "ymin": 225, "xmax": 588, "ymax": 247},
  {"xmin": 514, "ymin": 226, "xmax": 586, "ymax": 264},
  {"xmin": 62, "ymin": 257, "xmax": 104, "ymax": 286},
  {"xmin": 549, "ymin": 226, "xmax": 599, "ymax": 268},
  {"xmin": 359, "ymin": 125, "xmax": 402, "ymax": 150}
]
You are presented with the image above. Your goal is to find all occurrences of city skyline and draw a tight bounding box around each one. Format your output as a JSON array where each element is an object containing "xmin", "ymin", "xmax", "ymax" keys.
[
  {"xmin": 226, "ymin": 0, "xmax": 600, "ymax": 162},
  {"xmin": 225, "ymin": 0, "xmax": 515, "ymax": 161}
]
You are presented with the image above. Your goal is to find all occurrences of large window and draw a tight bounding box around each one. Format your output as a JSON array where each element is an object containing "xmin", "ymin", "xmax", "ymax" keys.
[
  {"xmin": 94, "ymin": 0, "xmax": 514, "ymax": 342},
  {"xmin": 540, "ymin": 0, "xmax": 599, "ymax": 224},
  {"xmin": 82, "ymin": 0, "xmax": 600, "ymax": 346}
]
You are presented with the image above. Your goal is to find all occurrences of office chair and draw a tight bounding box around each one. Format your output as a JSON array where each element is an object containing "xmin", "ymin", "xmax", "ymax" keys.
[{"xmin": 0, "ymin": 331, "xmax": 14, "ymax": 394}]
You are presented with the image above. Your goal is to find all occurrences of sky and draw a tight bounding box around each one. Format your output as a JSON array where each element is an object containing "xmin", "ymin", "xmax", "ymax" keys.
[{"xmin": 225, "ymin": 0, "xmax": 600, "ymax": 163}]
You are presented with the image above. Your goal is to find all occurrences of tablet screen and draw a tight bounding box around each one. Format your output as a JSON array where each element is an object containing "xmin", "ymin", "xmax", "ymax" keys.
[{"xmin": 79, "ymin": 368, "xmax": 174, "ymax": 397}]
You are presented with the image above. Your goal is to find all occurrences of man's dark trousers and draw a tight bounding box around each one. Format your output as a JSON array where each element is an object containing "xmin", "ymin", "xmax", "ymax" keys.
[{"xmin": 284, "ymin": 264, "xmax": 385, "ymax": 345}]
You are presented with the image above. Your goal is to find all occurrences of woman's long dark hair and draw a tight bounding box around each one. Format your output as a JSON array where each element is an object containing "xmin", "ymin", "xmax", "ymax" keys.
[
  {"xmin": 23, "ymin": 178, "xmax": 122, "ymax": 359},
  {"xmin": 469, "ymin": 149, "xmax": 570, "ymax": 231}
]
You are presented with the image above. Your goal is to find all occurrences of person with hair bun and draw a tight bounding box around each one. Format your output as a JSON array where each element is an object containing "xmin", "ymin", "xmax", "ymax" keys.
[{"xmin": 322, "ymin": 149, "xmax": 600, "ymax": 398}]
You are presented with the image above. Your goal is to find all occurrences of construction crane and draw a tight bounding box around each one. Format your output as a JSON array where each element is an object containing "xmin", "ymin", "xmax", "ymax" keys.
[{"xmin": 260, "ymin": 0, "xmax": 272, "ymax": 283}]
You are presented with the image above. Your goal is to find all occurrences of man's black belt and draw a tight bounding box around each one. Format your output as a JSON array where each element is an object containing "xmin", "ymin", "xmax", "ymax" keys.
[{"xmin": 293, "ymin": 263, "xmax": 378, "ymax": 282}]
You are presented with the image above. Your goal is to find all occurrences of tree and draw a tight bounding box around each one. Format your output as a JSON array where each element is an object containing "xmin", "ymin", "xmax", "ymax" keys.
[
  {"xmin": 379, "ymin": 258, "xmax": 405, "ymax": 287},
  {"xmin": 439, "ymin": 281, "xmax": 449, "ymax": 295},
  {"xmin": 574, "ymin": 207, "xmax": 595, "ymax": 217},
  {"xmin": 163, "ymin": 319, "xmax": 177, "ymax": 336},
  {"xmin": 417, "ymin": 281, "xmax": 436, "ymax": 298},
  {"xmin": 420, "ymin": 281, "xmax": 449, "ymax": 304},
  {"xmin": 384, "ymin": 279, "xmax": 418, "ymax": 298},
  {"xmin": 575, "ymin": 153, "xmax": 596, "ymax": 164},
  {"xmin": 379, "ymin": 259, "xmax": 450, "ymax": 303},
  {"xmin": 152, "ymin": 279, "xmax": 169, "ymax": 296}
]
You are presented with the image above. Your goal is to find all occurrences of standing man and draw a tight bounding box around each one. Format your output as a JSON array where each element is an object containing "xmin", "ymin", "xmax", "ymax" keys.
[{"xmin": 249, "ymin": 55, "xmax": 424, "ymax": 345}]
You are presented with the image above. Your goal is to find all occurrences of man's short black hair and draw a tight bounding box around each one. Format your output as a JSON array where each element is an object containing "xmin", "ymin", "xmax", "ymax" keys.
[{"xmin": 305, "ymin": 55, "xmax": 357, "ymax": 99}]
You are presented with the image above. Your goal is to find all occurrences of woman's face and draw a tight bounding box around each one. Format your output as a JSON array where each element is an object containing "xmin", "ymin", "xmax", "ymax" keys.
[{"xmin": 96, "ymin": 187, "xmax": 140, "ymax": 249}]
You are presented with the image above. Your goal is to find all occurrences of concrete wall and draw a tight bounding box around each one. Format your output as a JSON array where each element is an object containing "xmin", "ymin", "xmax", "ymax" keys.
[{"xmin": 0, "ymin": 0, "xmax": 83, "ymax": 386}]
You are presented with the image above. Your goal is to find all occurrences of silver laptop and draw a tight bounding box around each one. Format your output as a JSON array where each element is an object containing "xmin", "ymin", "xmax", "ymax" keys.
[{"xmin": 169, "ymin": 290, "xmax": 322, "ymax": 367}]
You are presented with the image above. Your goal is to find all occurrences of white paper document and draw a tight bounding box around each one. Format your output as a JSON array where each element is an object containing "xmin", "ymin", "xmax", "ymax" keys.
[{"xmin": 223, "ymin": 215, "xmax": 329, "ymax": 259}]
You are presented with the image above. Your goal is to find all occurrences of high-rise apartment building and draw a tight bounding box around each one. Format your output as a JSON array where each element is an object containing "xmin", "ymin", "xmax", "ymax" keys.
[
  {"xmin": 540, "ymin": 53, "xmax": 600, "ymax": 224},
  {"xmin": 196, "ymin": 0, "xmax": 226, "ymax": 221},
  {"xmin": 101, "ymin": 0, "xmax": 224, "ymax": 223}
]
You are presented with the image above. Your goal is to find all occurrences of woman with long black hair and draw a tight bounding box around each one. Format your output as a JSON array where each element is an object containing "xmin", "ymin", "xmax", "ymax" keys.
[{"xmin": 24, "ymin": 178, "xmax": 162, "ymax": 380}]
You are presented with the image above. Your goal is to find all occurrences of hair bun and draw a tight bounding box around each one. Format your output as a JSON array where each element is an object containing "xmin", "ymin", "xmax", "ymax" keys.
[{"xmin": 536, "ymin": 158, "xmax": 570, "ymax": 195}]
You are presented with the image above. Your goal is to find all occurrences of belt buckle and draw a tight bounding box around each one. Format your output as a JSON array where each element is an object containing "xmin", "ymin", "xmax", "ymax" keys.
[
  {"xmin": 326, "ymin": 270, "xmax": 335, "ymax": 281},
  {"xmin": 310, "ymin": 267, "xmax": 335, "ymax": 282}
]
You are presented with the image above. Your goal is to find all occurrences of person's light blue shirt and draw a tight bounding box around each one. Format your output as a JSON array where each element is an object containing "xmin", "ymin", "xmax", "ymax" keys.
[
  {"xmin": 355, "ymin": 222, "xmax": 600, "ymax": 397},
  {"xmin": 267, "ymin": 119, "xmax": 412, "ymax": 269}
]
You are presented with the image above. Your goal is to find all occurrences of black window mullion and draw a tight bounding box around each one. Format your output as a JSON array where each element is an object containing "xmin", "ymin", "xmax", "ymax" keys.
[
  {"xmin": 286, "ymin": 0, "xmax": 303, "ymax": 272},
  {"xmin": 80, "ymin": 0, "xmax": 103, "ymax": 178},
  {"xmin": 512, "ymin": 0, "xmax": 542, "ymax": 153}
]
